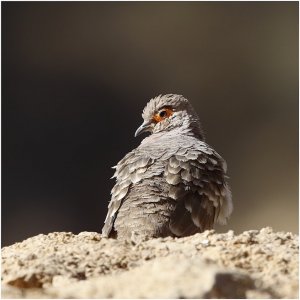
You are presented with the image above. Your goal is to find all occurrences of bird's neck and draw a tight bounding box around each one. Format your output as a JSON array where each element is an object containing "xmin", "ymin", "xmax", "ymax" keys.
[
  {"xmin": 149, "ymin": 124, "xmax": 204, "ymax": 142},
  {"xmin": 175, "ymin": 125, "xmax": 205, "ymax": 141},
  {"xmin": 174, "ymin": 114, "xmax": 205, "ymax": 141}
]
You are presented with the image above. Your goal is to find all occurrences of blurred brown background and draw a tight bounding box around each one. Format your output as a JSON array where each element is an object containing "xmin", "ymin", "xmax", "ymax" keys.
[{"xmin": 2, "ymin": 2, "xmax": 298, "ymax": 246}]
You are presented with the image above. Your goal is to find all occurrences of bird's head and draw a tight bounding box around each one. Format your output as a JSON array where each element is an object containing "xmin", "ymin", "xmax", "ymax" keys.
[{"xmin": 135, "ymin": 94, "xmax": 205, "ymax": 140}]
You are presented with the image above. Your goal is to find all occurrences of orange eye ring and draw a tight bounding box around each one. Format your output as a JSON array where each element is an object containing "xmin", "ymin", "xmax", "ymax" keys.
[{"xmin": 152, "ymin": 107, "xmax": 173, "ymax": 123}]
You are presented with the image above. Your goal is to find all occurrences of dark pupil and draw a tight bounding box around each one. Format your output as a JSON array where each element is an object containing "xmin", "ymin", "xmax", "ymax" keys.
[{"xmin": 159, "ymin": 110, "xmax": 166, "ymax": 118}]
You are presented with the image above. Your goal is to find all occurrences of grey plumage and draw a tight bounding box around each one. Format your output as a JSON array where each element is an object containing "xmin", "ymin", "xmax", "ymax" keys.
[{"xmin": 102, "ymin": 94, "xmax": 233, "ymax": 239}]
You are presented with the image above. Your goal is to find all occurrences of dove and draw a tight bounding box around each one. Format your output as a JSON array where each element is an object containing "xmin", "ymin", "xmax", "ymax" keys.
[{"xmin": 102, "ymin": 94, "xmax": 232, "ymax": 239}]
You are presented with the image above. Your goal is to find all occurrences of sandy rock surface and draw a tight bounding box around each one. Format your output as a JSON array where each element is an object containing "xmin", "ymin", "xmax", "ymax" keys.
[{"xmin": 1, "ymin": 227, "xmax": 298, "ymax": 298}]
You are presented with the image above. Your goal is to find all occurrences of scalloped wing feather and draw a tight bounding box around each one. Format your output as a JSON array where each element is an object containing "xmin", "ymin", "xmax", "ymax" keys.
[
  {"xmin": 102, "ymin": 150, "xmax": 156, "ymax": 237},
  {"xmin": 166, "ymin": 143, "xmax": 232, "ymax": 236}
]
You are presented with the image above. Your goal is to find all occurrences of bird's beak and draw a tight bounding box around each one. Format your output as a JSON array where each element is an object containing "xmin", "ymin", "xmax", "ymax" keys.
[{"xmin": 134, "ymin": 120, "xmax": 152, "ymax": 137}]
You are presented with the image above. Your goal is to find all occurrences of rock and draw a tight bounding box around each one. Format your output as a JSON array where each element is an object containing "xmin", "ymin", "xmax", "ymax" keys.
[{"xmin": 1, "ymin": 228, "xmax": 298, "ymax": 298}]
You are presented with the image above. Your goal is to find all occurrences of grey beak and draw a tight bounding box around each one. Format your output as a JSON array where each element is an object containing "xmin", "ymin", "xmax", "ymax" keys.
[{"xmin": 134, "ymin": 120, "xmax": 152, "ymax": 137}]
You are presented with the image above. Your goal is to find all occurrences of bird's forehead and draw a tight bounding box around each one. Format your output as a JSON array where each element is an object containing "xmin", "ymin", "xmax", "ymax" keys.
[{"xmin": 142, "ymin": 94, "xmax": 187, "ymax": 120}]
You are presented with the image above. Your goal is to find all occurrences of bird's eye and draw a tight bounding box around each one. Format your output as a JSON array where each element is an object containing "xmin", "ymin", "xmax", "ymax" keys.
[
  {"xmin": 152, "ymin": 107, "xmax": 173, "ymax": 123},
  {"xmin": 159, "ymin": 110, "xmax": 167, "ymax": 118}
]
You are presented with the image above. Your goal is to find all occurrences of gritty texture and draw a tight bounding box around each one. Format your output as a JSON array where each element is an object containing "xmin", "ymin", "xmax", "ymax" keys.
[{"xmin": 1, "ymin": 227, "xmax": 298, "ymax": 299}]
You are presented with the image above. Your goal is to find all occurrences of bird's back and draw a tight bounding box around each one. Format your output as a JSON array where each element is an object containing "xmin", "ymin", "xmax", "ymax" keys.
[{"xmin": 102, "ymin": 133, "xmax": 232, "ymax": 240}]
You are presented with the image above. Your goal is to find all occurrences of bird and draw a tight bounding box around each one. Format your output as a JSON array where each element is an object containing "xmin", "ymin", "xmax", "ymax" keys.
[{"xmin": 102, "ymin": 94, "xmax": 232, "ymax": 240}]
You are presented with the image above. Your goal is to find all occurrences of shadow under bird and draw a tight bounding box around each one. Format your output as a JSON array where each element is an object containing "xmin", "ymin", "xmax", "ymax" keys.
[{"xmin": 102, "ymin": 94, "xmax": 232, "ymax": 239}]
